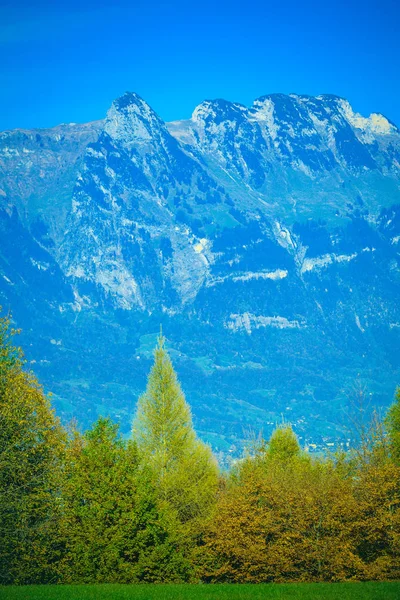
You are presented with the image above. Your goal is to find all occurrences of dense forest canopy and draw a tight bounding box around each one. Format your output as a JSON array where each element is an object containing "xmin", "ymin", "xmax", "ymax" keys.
[{"xmin": 0, "ymin": 310, "xmax": 399, "ymax": 585}]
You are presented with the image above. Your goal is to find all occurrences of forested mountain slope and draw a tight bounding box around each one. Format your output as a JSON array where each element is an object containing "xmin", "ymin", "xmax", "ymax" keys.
[{"xmin": 1, "ymin": 91, "xmax": 399, "ymax": 455}]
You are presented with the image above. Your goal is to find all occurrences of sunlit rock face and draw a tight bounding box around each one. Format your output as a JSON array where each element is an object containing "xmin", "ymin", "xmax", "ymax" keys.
[{"xmin": 1, "ymin": 91, "xmax": 399, "ymax": 457}]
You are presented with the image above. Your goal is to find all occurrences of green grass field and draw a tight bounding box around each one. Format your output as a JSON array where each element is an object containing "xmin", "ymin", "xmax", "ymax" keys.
[{"xmin": 0, "ymin": 582, "xmax": 399, "ymax": 600}]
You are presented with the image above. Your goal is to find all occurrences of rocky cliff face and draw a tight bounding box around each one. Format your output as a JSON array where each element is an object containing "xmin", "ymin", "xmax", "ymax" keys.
[{"xmin": 1, "ymin": 92, "xmax": 399, "ymax": 457}]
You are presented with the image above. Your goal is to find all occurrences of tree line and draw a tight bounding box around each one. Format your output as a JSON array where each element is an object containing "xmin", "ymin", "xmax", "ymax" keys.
[{"xmin": 0, "ymin": 311, "xmax": 399, "ymax": 585}]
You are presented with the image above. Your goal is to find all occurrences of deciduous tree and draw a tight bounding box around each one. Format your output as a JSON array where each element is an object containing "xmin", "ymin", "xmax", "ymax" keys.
[
  {"xmin": 0, "ymin": 311, "xmax": 66, "ymax": 584},
  {"xmin": 386, "ymin": 388, "xmax": 400, "ymax": 466}
]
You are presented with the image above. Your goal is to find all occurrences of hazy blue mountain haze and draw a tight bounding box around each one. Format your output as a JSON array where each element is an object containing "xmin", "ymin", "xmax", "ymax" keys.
[{"xmin": 1, "ymin": 91, "xmax": 399, "ymax": 458}]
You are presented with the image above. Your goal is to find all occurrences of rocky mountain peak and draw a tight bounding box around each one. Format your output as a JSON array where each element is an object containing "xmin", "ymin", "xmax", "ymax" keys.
[
  {"xmin": 112, "ymin": 91, "xmax": 147, "ymax": 110},
  {"xmin": 104, "ymin": 91, "xmax": 166, "ymax": 149},
  {"xmin": 192, "ymin": 98, "xmax": 247, "ymax": 125},
  {"xmin": 1, "ymin": 91, "xmax": 400, "ymax": 453},
  {"xmin": 334, "ymin": 98, "xmax": 398, "ymax": 136}
]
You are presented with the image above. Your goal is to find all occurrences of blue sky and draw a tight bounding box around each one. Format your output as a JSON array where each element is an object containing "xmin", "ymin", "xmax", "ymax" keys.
[{"xmin": 1, "ymin": 0, "xmax": 399, "ymax": 130}]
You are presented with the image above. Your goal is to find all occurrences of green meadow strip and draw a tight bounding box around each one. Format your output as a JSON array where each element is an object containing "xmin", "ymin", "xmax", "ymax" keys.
[{"xmin": 1, "ymin": 582, "xmax": 400, "ymax": 600}]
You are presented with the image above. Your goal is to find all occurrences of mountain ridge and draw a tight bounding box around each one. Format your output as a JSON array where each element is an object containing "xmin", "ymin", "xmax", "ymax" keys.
[{"xmin": 1, "ymin": 90, "xmax": 399, "ymax": 458}]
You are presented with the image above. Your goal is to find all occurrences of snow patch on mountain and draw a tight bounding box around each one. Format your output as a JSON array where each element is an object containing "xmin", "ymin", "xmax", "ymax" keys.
[
  {"xmin": 301, "ymin": 252, "xmax": 358, "ymax": 274},
  {"xmin": 338, "ymin": 99, "xmax": 397, "ymax": 136},
  {"xmin": 250, "ymin": 97, "xmax": 278, "ymax": 139},
  {"xmin": 30, "ymin": 258, "xmax": 49, "ymax": 271},
  {"xmin": 355, "ymin": 314, "xmax": 365, "ymax": 332},
  {"xmin": 206, "ymin": 269, "xmax": 288, "ymax": 288},
  {"xmin": 232, "ymin": 269, "xmax": 288, "ymax": 282},
  {"xmin": 226, "ymin": 313, "xmax": 303, "ymax": 334}
]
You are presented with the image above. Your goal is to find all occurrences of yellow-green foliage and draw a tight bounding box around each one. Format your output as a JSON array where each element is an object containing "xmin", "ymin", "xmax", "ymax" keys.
[
  {"xmin": 0, "ymin": 312, "xmax": 66, "ymax": 584},
  {"xmin": 1, "ymin": 311, "xmax": 400, "ymax": 585},
  {"xmin": 386, "ymin": 388, "xmax": 400, "ymax": 466},
  {"xmin": 201, "ymin": 425, "xmax": 400, "ymax": 583},
  {"xmin": 132, "ymin": 336, "xmax": 219, "ymax": 537}
]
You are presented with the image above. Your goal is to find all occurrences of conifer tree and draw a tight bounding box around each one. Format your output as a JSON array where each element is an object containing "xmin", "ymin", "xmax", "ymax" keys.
[
  {"xmin": 132, "ymin": 334, "xmax": 219, "ymax": 533},
  {"xmin": 133, "ymin": 335, "xmax": 195, "ymax": 478},
  {"xmin": 59, "ymin": 417, "xmax": 190, "ymax": 583}
]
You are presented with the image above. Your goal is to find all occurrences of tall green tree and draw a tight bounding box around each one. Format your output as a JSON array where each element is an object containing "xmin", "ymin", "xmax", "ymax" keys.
[
  {"xmin": 0, "ymin": 311, "xmax": 66, "ymax": 584},
  {"xmin": 132, "ymin": 335, "xmax": 219, "ymax": 535},
  {"xmin": 59, "ymin": 417, "xmax": 190, "ymax": 583},
  {"xmin": 386, "ymin": 388, "xmax": 400, "ymax": 466}
]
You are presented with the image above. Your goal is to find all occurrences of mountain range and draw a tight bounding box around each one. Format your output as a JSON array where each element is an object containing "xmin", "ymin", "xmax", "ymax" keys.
[{"xmin": 1, "ymin": 91, "xmax": 399, "ymax": 459}]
